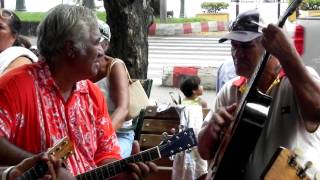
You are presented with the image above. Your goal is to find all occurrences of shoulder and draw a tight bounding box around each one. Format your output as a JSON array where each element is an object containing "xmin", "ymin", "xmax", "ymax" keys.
[
  {"xmin": 109, "ymin": 58, "xmax": 128, "ymax": 78},
  {"xmin": 215, "ymin": 76, "xmax": 241, "ymax": 108},
  {"xmin": 219, "ymin": 76, "xmax": 242, "ymax": 93},
  {"xmin": 1, "ymin": 46, "xmax": 38, "ymax": 62},
  {"xmin": 0, "ymin": 64, "xmax": 35, "ymax": 96}
]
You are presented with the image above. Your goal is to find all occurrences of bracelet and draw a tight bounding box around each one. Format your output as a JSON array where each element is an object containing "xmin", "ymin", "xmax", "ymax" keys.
[{"xmin": 2, "ymin": 166, "xmax": 15, "ymax": 180}]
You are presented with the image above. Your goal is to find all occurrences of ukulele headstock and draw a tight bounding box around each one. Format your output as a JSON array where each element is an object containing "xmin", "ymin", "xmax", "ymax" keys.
[{"xmin": 47, "ymin": 137, "xmax": 74, "ymax": 161}]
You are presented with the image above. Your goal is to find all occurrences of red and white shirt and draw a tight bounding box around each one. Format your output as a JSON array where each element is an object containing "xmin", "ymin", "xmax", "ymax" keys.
[{"xmin": 0, "ymin": 61, "xmax": 121, "ymax": 175}]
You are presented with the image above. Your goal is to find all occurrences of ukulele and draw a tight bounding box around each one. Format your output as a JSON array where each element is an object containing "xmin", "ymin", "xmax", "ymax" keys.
[
  {"xmin": 17, "ymin": 137, "xmax": 74, "ymax": 180},
  {"xmin": 76, "ymin": 128, "xmax": 197, "ymax": 180},
  {"xmin": 206, "ymin": 0, "xmax": 303, "ymax": 179}
]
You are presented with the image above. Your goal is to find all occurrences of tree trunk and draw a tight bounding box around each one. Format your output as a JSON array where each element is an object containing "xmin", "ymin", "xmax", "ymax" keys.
[
  {"xmin": 15, "ymin": 0, "xmax": 26, "ymax": 11},
  {"xmin": 180, "ymin": 0, "xmax": 185, "ymax": 18},
  {"xmin": 82, "ymin": 0, "xmax": 95, "ymax": 9},
  {"xmin": 103, "ymin": 0, "xmax": 154, "ymax": 79},
  {"xmin": 0, "ymin": 0, "xmax": 4, "ymax": 8}
]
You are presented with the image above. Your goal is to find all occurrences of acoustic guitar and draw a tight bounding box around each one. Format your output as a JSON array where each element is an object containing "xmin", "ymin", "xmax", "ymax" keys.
[
  {"xmin": 206, "ymin": 0, "xmax": 303, "ymax": 179},
  {"xmin": 76, "ymin": 128, "xmax": 197, "ymax": 180},
  {"xmin": 17, "ymin": 137, "xmax": 74, "ymax": 180},
  {"xmin": 261, "ymin": 147, "xmax": 320, "ymax": 180}
]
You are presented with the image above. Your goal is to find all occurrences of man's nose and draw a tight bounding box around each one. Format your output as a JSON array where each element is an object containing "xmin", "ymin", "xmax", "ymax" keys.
[{"xmin": 234, "ymin": 48, "xmax": 245, "ymax": 59}]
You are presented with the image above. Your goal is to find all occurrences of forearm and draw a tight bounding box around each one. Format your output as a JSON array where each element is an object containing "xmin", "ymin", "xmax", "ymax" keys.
[
  {"xmin": 111, "ymin": 107, "xmax": 129, "ymax": 130},
  {"xmin": 280, "ymin": 53, "xmax": 320, "ymax": 125},
  {"xmin": 198, "ymin": 123, "xmax": 219, "ymax": 160},
  {"xmin": 0, "ymin": 137, "xmax": 33, "ymax": 166}
]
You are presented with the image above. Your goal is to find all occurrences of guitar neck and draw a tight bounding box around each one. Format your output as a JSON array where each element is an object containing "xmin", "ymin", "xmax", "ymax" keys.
[
  {"xmin": 76, "ymin": 146, "xmax": 161, "ymax": 180},
  {"xmin": 17, "ymin": 161, "xmax": 48, "ymax": 180}
]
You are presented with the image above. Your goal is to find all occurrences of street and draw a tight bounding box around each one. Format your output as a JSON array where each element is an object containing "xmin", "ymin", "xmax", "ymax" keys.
[{"xmin": 29, "ymin": 34, "xmax": 231, "ymax": 108}]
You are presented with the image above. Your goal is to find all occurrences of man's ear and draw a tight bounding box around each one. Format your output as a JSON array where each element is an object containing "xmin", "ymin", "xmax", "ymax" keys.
[{"xmin": 64, "ymin": 40, "xmax": 76, "ymax": 58}]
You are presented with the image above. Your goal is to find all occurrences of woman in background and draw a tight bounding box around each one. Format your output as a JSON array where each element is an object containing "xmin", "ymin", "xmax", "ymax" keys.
[
  {"xmin": 0, "ymin": 8, "xmax": 37, "ymax": 75},
  {"xmin": 91, "ymin": 20, "xmax": 134, "ymax": 158}
]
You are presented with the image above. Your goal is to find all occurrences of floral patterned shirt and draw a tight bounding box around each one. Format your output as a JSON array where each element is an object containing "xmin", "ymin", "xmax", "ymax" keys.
[{"xmin": 0, "ymin": 61, "xmax": 121, "ymax": 175}]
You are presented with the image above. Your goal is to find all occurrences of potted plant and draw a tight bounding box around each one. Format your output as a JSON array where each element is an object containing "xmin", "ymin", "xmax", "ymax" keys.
[
  {"xmin": 299, "ymin": 0, "xmax": 320, "ymax": 17},
  {"xmin": 196, "ymin": 2, "xmax": 229, "ymax": 21}
]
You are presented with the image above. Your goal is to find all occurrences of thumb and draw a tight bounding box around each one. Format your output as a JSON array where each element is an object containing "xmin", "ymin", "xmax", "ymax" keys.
[{"xmin": 131, "ymin": 140, "xmax": 140, "ymax": 155}]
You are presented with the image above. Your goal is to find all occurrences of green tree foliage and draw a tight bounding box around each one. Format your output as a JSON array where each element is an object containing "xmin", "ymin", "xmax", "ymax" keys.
[
  {"xmin": 201, "ymin": 2, "xmax": 229, "ymax": 13},
  {"xmin": 300, "ymin": 0, "xmax": 320, "ymax": 10}
]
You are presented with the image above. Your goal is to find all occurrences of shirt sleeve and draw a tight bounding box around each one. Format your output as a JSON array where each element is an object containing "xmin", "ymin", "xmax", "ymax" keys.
[
  {"xmin": 0, "ymin": 90, "xmax": 14, "ymax": 138},
  {"xmin": 93, "ymin": 85, "xmax": 121, "ymax": 164},
  {"xmin": 0, "ymin": 74, "xmax": 23, "ymax": 138}
]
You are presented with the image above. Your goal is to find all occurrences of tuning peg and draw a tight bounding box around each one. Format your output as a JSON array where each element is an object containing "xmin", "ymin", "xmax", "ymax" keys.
[
  {"xmin": 179, "ymin": 125, "xmax": 185, "ymax": 131},
  {"xmin": 297, "ymin": 161, "xmax": 313, "ymax": 179},
  {"xmin": 68, "ymin": 151, "xmax": 74, "ymax": 156},
  {"xmin": 169, "ymin": 155, "xmax": 175, "ymax": 161},
  {"xmin": 287, "ymin": 153, "xmax": 297, "ymax": 167},
  {"xmin": 162, "ymin": 132, "xmax": 169, "ymax": 141},
  {"xmin": 170, "ymin": 128, "xmax": 176, "ymax": 134}
]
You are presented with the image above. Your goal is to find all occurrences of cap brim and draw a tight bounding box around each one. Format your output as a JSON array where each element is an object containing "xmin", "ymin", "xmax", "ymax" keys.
[
  {"xmin": 101, "ymin": 35, "xmax": 110, "ymax": 42},
  {"xmin": 219, "ymin": 31, "xmax": 262, "ymax": 43}
]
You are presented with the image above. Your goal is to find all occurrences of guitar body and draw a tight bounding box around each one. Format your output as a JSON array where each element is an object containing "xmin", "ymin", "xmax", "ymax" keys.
[{"xmin": 207, "ymin": 90, "xmax": 271, "ymax": 180}]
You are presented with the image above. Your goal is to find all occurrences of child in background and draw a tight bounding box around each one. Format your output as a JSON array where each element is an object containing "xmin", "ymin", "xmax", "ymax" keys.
[
  {"xmin": 180, "ymin": 76, "xmax": 208, "ymax": 108},
  {"xmin": 173, "ymin": 75, "xmax": 208, "ymax": 180}
]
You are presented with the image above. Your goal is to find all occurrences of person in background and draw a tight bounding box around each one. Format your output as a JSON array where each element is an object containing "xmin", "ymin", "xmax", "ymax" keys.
[
  {"xmin": 90, "ymin": 20, "xmax": 134, "ymax": 158},
  {"xmin": 180, "ymin": 75, "xmax": 208, "ymax": 108},
  {"xmin": 198, "ymin": 9, "xmax": 320, "ymax": 179},
  {"xmin": 216, "ymin": 58, "xmax": 236, "ymax": 93},
  {"xmin": 0, "ymin": 4, "xmax": 156, "ymax": 179},
  {"xmin": 0, "ymin": 8, "xmax": 37, "ymax": 75}
]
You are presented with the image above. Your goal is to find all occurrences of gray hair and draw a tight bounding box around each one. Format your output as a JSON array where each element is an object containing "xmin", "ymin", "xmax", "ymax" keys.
[{"xmin": 37, "ymin": 4, "xmax": 98, "ymax": 60}]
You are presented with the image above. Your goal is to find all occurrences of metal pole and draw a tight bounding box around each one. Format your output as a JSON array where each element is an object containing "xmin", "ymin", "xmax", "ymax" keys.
[
  {"xmin": 236, "ymin": 0, "xmax": 239, "ymax": 16},
  {"xmin": 278, "ymin": 0, "xmax": 281, "ymax": 18},
  {"xmin": 160, "ymin": 0, "xmax": 167, "ymax": 23}
]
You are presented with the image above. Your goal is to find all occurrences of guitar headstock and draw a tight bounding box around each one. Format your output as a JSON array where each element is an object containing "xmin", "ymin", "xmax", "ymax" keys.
[
  {"xmin": 158, "ymin": 128, "xmax": 197, "ymax": 157},
  {"xmin": 262, "ymin": 147, "xmax": 320, "ymax": 180},
  {"xmin": 47, "ymin": 137, "xmax": 74, "ymax": 161}
]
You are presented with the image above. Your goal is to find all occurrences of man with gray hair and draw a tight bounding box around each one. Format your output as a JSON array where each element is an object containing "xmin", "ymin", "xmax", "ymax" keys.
[{"xmin": 0, "ymin": 4, "xmax": 157, "ymax": 179}]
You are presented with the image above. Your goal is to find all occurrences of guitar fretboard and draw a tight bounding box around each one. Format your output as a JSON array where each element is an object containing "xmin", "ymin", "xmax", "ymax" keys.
[
  {"xmin": 17, "ymin": 161, "xmax": 48, "ymax": 180},
  {"xmin": 76, "ymin": 146, "xmax": 160, "ymax": 180}
]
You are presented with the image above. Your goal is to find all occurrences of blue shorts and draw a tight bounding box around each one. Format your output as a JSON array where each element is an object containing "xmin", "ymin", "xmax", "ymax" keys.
[{"xmin": 116, "ymin": 130, "xmax": 135, "ymax": 158}]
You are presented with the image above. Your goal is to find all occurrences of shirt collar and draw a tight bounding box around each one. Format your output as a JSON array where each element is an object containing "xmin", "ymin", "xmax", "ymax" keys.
[
  {"xmin": 36, "ymin": 60, "xmax": 89, "ymax": 94},
  {"xmin": 232, "ymin": 68, "xmax": 286, "ymax": 94},
  {"xmin": 232, "ymin": 76, "xmax": 247, "ymax": 87}
]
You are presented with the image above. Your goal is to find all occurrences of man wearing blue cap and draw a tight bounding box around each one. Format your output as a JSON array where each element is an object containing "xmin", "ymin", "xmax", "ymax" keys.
[{"xmin": 198, "ymin": 9, "xmax": 320, "ymax": 179}]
